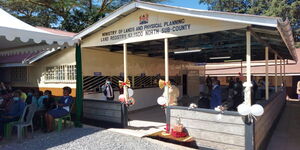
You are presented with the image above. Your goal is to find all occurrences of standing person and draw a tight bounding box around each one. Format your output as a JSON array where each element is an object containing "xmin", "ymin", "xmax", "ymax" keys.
[
  {"xmin": 210, "ymin": 80, "xmax": 222, "ymax": 109},
  {"xmin": 0, "ymin": 90, "xmax": 25, "ymax": 140},
  {"xmin": 45, "ymin": 87, "xmax": 73, "ymax": 132},
  {"xmin": 258, "ymin": 78, "xmax": 265, "ymax": 99},
  {"xmin": 206, "ymin": 75, "xmax": 213, "ymax": 95},
  {"xmin": 102, "ymin": 78, "xmax": 114, "ymax": 101},
  {"xmin": 251, "ymin": 76, "xmax": 258, "ymax": 103},
  {"xmin": 297, "ymin": 80, "xmax": 300, "ymax": 99},
  {"xmin": 233, "ymin": 77, "xmax": 244, "ymax": 110},
  {"xmin": 228, "ymin": 77, "xmax": 235, "ymax": 90}
]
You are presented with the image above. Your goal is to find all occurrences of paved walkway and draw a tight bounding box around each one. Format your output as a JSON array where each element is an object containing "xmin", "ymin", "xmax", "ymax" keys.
[
  {"xmin": 1, "ymin": 125, "xmax": 193, "ymax": 150},
  {"xmin": 267, "ymin": 101, "xmax": 300, "ymax": 150},
  {"xmin": 109, "ymin": 106, "xmax": 166, "ymax": 137}
]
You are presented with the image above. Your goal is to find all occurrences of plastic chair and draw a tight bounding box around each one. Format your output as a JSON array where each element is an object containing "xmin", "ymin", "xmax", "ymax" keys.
[
  {"xmin": 56, "ymin": 113, "xmax": 72, "ymax": 132},
  {"xmin": 55, "ymin": 104, "xmax": 73, "ymax": 132},
  {"xmin": 4, "ymin": 121, "xmax": 18, "ymax": 138},
  {"xmin": 13, "ymin": 104, "xmax": 37, "ymax": 141}
]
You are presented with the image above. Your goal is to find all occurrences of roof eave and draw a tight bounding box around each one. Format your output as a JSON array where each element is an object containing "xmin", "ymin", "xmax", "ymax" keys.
[
  {"xmin": 276, "ymin": 19, "xmax": 297, "ymax": 62},
  {"xmin": 74, "ymin": 1, "xmax": 280, "ymax": 40}
]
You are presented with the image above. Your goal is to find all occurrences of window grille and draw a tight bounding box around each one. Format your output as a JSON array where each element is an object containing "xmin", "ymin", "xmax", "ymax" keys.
[
  {"xmin": 11, "ymin": 67, "xmax": 27, "ymax": 82},
  {"xmin": 44, "ymin": 65, "xmax": 76, "ymax": 83},
  {"xmin": 83, "ymin": 75, "xmax": 181, "ymax": 92}
]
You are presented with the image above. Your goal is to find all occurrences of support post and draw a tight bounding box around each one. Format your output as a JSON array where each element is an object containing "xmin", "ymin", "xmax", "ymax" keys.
[
  {"xmin": 241, "ymin": 61, "xmax": 243, "ymax": 81},
  {"xmin": 123, "ymin": 43, "xmax": 128, "ymax": 101},
  {"xmin": 164, "ymin": 38, "xmax": 169, "ymax": 105},
  {"xmin": 245, "ymin": 30, "xmax": 252, "ymax": 106},
  {"xmin": 275, "ymin": 54, "xmax": 278, "ymax": 92},
  {"xmin": 283, "ymin": 59, "xmax": 286, "ymax": 84},
  {"xmin": 280, "ymin": 58, "xmax": 282, "ymax": 86},
  {"xmin": 265, "ymin": 47, "xmax": 269, "ymax": 100},
  {"xmin": 75, "ymin": 43, "xmax": 83, "ymax": 127}
]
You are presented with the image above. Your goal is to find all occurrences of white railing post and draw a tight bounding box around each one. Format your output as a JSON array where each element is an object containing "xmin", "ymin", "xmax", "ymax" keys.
[
  {"xmin": 123, "ymin": 43, "xmax": 128, "ymax": 101},
  {"xmin": 164, "ymin": 38, "xmax": 169, "ymax": 105},
  {"xmin": 245, "ymin": 30, "xmax": 252, "ymax": 106}
]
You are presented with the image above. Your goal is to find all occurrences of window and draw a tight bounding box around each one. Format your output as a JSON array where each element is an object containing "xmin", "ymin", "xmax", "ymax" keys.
[
  {"xmin": 11, "ymin": 67, "xmax": 27, "ymax": 82},
  {"xmin": 44, "ymin": 65, "xmax": 76, "ymax": 82}
]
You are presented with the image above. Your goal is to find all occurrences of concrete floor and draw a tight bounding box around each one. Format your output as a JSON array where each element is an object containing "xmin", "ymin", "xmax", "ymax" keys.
[
  {"xmin": 108, "ymin": 106, "xmax": 166, "ymax": 137},
  {"xmin": 267, "ymin": 101, "xmax": 300, "ymax": 150}
]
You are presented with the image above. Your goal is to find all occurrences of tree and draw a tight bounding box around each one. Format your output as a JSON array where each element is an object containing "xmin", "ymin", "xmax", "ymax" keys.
[
  {"xmin": 0, "ymin": 0, "xmax": 167, "ymax": 32},
  {"xmin": 199, "ymin": 0, "xmax": 300, "ymax": 42}
]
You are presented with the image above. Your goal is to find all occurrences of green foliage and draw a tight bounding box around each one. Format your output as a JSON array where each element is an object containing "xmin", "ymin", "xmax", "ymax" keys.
[
  {"xmin": 0, "ymin": 0, "xmax": 167, "ymax": 32},
  {"xmin": 199, "ymin": 0, "xmax": 300, "ymax": 42}
]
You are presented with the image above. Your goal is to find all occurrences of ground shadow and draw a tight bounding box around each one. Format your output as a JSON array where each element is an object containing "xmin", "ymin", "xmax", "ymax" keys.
[{"xmin": 0, "ymin": 126, "xmax": 102, "ymax": 150}]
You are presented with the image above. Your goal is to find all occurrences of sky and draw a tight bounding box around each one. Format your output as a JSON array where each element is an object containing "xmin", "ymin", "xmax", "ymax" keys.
[{"xmin": 160, "ymin": 0, "xmax": 208, "ymax": 10}]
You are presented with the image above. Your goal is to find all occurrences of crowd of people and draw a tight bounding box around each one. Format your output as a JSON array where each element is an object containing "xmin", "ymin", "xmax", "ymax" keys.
[
  {"xmin": 198, "ymin": 76, "xmax": 260, "ymax": 111},
  {"xmin": 197, "ymin": 75, "xmax": 273, "ymax": 111},
  {"xmin": 0, "ymin": 82, "xmax": 73, "ymax": 141}
]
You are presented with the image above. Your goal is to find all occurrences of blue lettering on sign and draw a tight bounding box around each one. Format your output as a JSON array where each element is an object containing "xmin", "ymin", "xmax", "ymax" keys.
[{"xmin": 100, "ymin": 18, "xmax": 192, "ymax": 43}]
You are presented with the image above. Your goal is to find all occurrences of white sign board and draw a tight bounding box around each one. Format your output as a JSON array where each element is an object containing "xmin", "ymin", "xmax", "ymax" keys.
[{"xmin": 82, "ymin": 9, "xmax": 248, "ymax": 47}]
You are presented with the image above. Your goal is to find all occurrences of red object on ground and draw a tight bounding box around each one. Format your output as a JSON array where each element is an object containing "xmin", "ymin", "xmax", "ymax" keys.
[{"xmin": 171, "ymin": 129, "xmax": 187, "ymax": 138}]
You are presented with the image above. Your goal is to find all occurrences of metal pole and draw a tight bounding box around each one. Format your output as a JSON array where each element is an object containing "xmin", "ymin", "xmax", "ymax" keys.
[
  {"xmin": 123, "ymin": 43, "xmax": 128, "ymax": 101},
  {"xmin": 245, "ymin": 30, "xmax": 252, "ymax": 106},
  {"xmin": 164, "ymin": 38, "xmax": 169, "ymax": 105},
  {"xmin": 75, "ymin": 43, "xmax": 83, "ymax": 127},
  {"xmin": 265, "ymin": 47, "xmax": 269, "ymax": 100},
  {"xmin": 275, "ymin": 53, "xmax": 278, "ymax": 92}
]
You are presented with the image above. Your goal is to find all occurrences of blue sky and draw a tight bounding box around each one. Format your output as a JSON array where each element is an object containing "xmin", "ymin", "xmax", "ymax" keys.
[{"xmin": 160, "ymin": 0, "xmax": 208, "ymax": 10}]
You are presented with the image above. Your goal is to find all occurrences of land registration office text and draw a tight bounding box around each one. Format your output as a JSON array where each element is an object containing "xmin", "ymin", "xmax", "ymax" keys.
[{"xmin": 101, "ymin": 19, "xmax": 191, "ymax": 42}]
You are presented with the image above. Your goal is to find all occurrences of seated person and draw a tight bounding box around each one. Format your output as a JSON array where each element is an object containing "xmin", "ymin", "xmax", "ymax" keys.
[
  {"xmin": 37, "ymin": 91, "xmax": 49, "ymax": 110},
  {"xmin": 33, "ymin": 90, "xmax": 55, "ymax": 130},
  {"xmin": 15, "ymin": 90, "xmax": 27, "ymax": 102},
  {"xmin": 45, "ymin": 87, "xmax": 73, "ymax": 132},
  {"xmin": 0, "ymin": 82, "xmax": 8, "ymax": 95},
  {"xmin": 25, "ymin": 89, "xmax": 35, "ymax": 105},
  {"xmin": 0, "ymin": 91, "xmax": 25, "ymax": 140}
]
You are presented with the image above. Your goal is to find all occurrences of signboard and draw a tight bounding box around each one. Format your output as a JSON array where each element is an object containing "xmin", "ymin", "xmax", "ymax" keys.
[
  {"xmin": 82, "ymin": 9, "xmax": 248, "ymax": 47},
  {"xmin": 94, "ymin": 72, "xmax": 102, "ymax": 76},
  {"xmin": 100, "ymin": 17, "xmax": 191, "ymax": 44}
]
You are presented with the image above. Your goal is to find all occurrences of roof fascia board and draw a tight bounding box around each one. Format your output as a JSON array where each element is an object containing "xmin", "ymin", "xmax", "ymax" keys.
[
  {"xmin": 75, "ymin": 2, "xmax": 279, "ymax": 40},
  {"xmin": 74, "ymin": 2, "xmax": 137, "ymax": 40},
  {"xmin": 0, "ymin": 63, "xmax": 30, "ymax": 67},
  {"xmin": 276, "ymin": 19, "xmax": 297, "ymax": 62},
  {"xmin": 136, "ymin": 2, "xmax": 277, "ymax": 28},
  {"xmin": 27, "ymin": 48, "xmax": 58, "ymax": 64}
]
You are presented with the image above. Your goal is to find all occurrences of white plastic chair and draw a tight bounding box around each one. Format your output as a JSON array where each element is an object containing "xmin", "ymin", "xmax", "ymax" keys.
[{"xmin": 14, "ymin": 104, "xmax": 37, "ymax": 141}]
